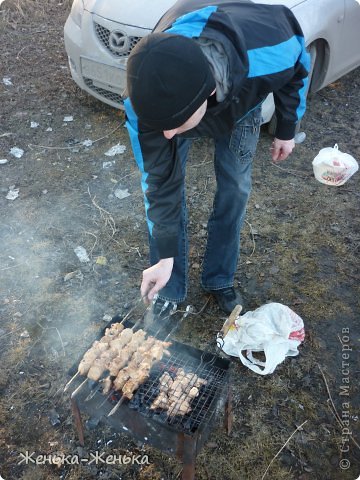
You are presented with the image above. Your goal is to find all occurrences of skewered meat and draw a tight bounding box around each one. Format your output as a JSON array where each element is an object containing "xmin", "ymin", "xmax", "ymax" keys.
[
  {"xmin": 107, "ymin": 330, "xmax": 147, "ymax": 376},
  {"xmin": 78, "ymin": 327, "xmax": 139, "ymax": 380},
  {"xmin": 77, "ymin": 323, "xmax": 125, "ymax": 375},
  {"xmin": 78, "ymin": 341, "xmax": 108, "ymax": 375},
  {"xmin": 100, "ymin": 323, "xmax": 125, "ymax": 343},
  {"xmin": 87, "ymin": 349, "xmax": 118, "ymax": 381},
  {"xmin": 105, "ymin": 322, "xmax": 125, "ymax": 337},
  {"xmin": 121, "ymin": 364, "xmax": 151, "ymax": 399},
  {"xmin": 119, "ymin": 347, "xmax": 171, "ymax": 399},
  {"xmin": 82, "ymin": 341, "xmax": 108, "ymax": 361},
  {"xmin": 129, "ymin": 329, "xmax": 146, "ymax": 345},
  {"xmin": 102, "ymin": 336, "xmax": 164, "ymax": 394},
  {"xmin": 109, "ymin": 328, "xmax": 133, "ymax": 351},
  {"xmin": 137, "ymin": 336, "xmax": 156, "ymax": 354},
  {"xmin": 77, "ymin": 323, "xmax": 172, "ymax": 397},
  {"xmin": 113, "ymin": 367, "xmax": 131, "ymax": 391},
  {"xmin": 102, "ymin": 376, "xmax": 112, "ymax": 394},
  {"xmin": 151, "ymin": 343, "xmax": 167, "ymax": 361},
  {"xmin": 114, "ymin": 356, "xmax": 151, "ymax": 392},
  {"xmin": 121, "ymin": 338, "xmax": 170, "ymax": 376},
  {"xmin": 112, "ymin": 329, "xmax": 146, "ymax": 356},
  {"xmin": 89, "ymin": 329, "xmax": 147, "ymax": 381},
  {"xmin": 113, "ymin": 340, "xmax": 172, "ymax": 397},
  {"xmin": 108, "ymin": 349, "xmax": 131, "ymax": 377}
]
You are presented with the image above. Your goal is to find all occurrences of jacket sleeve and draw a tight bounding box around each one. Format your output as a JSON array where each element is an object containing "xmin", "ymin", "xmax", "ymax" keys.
[
  {"xmin": 124, "ymin": 98, "xmax": 183, "ymax": 259},
  {"xmin": 273, "ymin": 37, "xmax": 310, "ymax": 140}
]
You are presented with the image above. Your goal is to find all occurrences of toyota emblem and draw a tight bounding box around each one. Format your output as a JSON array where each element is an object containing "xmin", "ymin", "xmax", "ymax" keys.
[{"xmin": 109, "ymin": 30, "xmax": 130, "ymax": 54}]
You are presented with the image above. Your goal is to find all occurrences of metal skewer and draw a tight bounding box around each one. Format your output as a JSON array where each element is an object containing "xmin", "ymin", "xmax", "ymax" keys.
[
  {"xmin": 84, "ymin": 377, "xmax": 107, "ymax": 402},
  {"xmin": 71, "ymin": 303, "xmax": 199, "ymax": 413},
  {"xmin": 64, "ymin": 371, "xmax": 80, "ymax": 392},
  {"xmin": 82, "ymin": 304, "xmax": 151, "ymax": 406},
  {"xmin": 97, "ymin": 389, "xmax": 114, "ymax": 408},
  {"xmin": 107, "ymin": 395, "xmax": 126, "ymax": 416},
  {"xmin": 84, "ymin": 306, "xmax": 149, "ymax": 406},
  {"xmin": 64, "ymin": 301, "xmax": 143, "ymax": 394},
  {"xmin": 71, "ymin": 302, "xmax": 148, "ymax": 401},
  {"xmin": 106, "ymin": 305, "xmax": 192, "ymax": 416},
  {"xmin": 70, "ymin": 378, "xmax": 88, "ymax": 399},
  {"xmin": 119, "ymin": 296, "xmax": 145, "ymax": 325}
]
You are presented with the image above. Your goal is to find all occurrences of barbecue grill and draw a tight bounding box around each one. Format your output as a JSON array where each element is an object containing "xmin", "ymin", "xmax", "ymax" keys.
[{"xmin": 67, "ymin": 314, "xmax": 233, "ymax": 480}]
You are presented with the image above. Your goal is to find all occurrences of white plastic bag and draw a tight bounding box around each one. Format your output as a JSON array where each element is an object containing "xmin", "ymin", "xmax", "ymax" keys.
[
  {"xmin": 312, "ymin": 144, "xmax": 358, "ymax": 186},
  {"xmin": 218, "ymin": 303, "xmax": 305, "ymax": 375}
]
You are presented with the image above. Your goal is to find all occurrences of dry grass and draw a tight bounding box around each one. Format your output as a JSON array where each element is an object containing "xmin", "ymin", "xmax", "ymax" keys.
[
  {"xmin": 0, "ymin": 0, "xmax": 72, "ymax": 28},
  {"xmin": 20, "ymin": 467, "xmax": 62, "ymax": 480}
]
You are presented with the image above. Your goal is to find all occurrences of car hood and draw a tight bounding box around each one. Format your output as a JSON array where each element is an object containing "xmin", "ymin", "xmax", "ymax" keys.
[
  {"xmin": 84, "ymin": 0, "xmax": 175, "ymax": 29},
  {"xmin": 84, "ymin": 0, "xmax": 305, "ymax": 29},
  {"xmin": 251, "ymin": 0, "xmax": 305, "ymax": 8}
]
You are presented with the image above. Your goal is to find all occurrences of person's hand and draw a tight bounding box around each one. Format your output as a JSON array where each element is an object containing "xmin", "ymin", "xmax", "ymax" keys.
[
  {"xmin": 271, "ymin": 138, "xmax": 295, "ymax": 163},
  {"xmin": 141, "ymin": 258, "xmax": 174, "ymax": 303}
]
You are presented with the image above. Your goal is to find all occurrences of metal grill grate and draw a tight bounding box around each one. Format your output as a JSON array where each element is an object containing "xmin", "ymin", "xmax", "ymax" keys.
[
  {"xmin": 83, "ymin": 78, "xmax": 124, "ymax": 106},
  {"xmin": 107, "ymin": 350, "xmax": 228, "ymax": 434},
  {"xmin": 94, "ymin": 22, "xmax": 141, "ymax": 57},
  {"xmin": 68, "ymin": 316, "xmax": 232, "ymax": 477}
]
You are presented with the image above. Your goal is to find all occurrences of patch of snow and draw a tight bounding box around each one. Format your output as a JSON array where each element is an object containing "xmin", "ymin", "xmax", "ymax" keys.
[
  {"xmin": 74, "ymin": 246, "xmax": 90, "ymax": 263},
  {"xmin": 104, "ymin": 143, "xmax": 126, "ymax": 156},
  {"xmin": 103, "ymin": 160, "xmax": 115, "ymax": 169},
  {"xmin": 6, "ymin": 186, "xmax": 19, "ymax": 200},
  {"xmin": 10, "ymin": 147, "xmax": 24, "ymax": 158},
  {"xmin": 114, "ymin": 188, "xmax": 131, "ymax": 200},
  {"xmin": 3, "ymin": 76, "xmax": 12, "ymax": 86}
]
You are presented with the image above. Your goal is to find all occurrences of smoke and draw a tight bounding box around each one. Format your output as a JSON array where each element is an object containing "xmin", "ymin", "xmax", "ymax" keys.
[{"xmin": 0, "ymin": 190, "xmax": 135, "ymax": 367}]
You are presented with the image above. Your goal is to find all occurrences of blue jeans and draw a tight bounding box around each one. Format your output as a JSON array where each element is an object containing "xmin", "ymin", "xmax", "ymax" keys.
[{"xmin": 150, "ymin": 106, "xmax": 262, "ymax": 303}]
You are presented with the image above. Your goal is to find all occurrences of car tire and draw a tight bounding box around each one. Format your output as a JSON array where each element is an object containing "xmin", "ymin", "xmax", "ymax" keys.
[{"xmin": 268, "ymin": 42, "xmax": 317, "ymax": 137}]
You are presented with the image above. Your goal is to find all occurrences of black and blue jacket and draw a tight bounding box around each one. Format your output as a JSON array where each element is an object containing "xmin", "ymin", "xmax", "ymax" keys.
[{"xmin": 125, "ymin": 0, "xmax": 310, "ymax": 259}]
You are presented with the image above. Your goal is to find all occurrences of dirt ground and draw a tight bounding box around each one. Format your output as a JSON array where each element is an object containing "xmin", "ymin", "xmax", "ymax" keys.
[{"xmin": 0, "ymin": 1, "xmax": 359, "ymax": 479}]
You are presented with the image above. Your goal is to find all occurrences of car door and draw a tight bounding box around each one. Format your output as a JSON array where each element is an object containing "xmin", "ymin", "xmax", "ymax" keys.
[{"xmin": 340, "ymin": 0, "xmax": 360, "ymax": 73}]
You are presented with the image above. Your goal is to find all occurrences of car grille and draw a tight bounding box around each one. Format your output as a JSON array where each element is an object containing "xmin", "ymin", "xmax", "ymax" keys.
[
  {"xmin": 83, "ymin": 78, "xmax": 123, "ymax": 106},
  {"xmin": 94, "ymin": 22, "xmax": 141, "ymax": 57}
]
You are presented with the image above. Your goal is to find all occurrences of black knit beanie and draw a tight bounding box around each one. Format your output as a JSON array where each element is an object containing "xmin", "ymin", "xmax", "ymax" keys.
[{"xmin": 127, "ymin": 33, "xmax": 215, "ymax": 130}]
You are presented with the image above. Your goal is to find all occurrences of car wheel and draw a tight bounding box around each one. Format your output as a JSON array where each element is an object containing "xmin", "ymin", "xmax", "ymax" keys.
[{"xmin": 268, "ymin": 42, "xmax": 317, "ymax": 136}]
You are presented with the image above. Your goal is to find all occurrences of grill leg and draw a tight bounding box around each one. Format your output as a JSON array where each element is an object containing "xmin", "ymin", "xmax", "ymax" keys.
[
  {"xmin": 71, "ymin": 396, "xmax": 85, "ymax": 446},
  {"xmin": 176, "ymin": 433, "xmax": 197, "ymax": 480},
  {"xmin": 224, "ymin": 383, "xmax": 233, "ymax": 435}
]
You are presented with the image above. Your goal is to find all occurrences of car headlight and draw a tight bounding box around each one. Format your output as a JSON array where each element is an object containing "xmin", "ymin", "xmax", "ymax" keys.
[{"xmin": 70, "ymin": 0, "xmax": 84, "ymax": 28}]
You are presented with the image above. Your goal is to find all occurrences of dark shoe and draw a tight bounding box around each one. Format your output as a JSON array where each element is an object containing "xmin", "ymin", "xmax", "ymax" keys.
[{"xmin": 207, "ymin": 287, "xmax": 244, "ymax": 314}]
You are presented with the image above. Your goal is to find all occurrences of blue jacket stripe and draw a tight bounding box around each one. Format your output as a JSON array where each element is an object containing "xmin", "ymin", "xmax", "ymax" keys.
[
  {"xmin": 124, "ymin": 98, "xmax": 154, "ymax": 234},
  {"xmin": 296, "ymin": 36, "xmax": 311, "ymax": 120},
  {"xmin": 247, "ymin": 35, "xmax": 303, "ymax": 78},
  {"xmin": 165, "ymin": 6, "xmax": 218, "ymax": 37}
]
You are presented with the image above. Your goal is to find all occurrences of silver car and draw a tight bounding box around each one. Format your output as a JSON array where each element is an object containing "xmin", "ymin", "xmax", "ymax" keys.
[{"xmin": 64, "ymin": 0, "xmax": 360, "ymax": 127}]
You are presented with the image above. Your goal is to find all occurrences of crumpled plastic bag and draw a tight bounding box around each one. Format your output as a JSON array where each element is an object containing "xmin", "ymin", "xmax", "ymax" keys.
[
  {"xmin": 218, "ymin": 303, "xmax": 305, "ymax": 375},
  {"xmin": 312, "ymin": 144, "xmax": 358, "ymax": 186}
]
